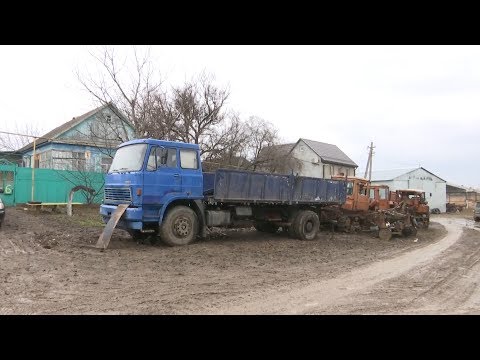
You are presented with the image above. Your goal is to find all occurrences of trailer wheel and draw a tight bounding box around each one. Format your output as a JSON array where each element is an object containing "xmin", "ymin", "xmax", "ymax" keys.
[
  {"xmin": 295, "ymin": 210, "xmax": 320, "ymax": 240},
  {"xmin": 378, "ymin": 228, "xmax": 392, "ymax": 241},
  {"xmin": 254, "ymin": 222, "xmax": 279, "ymax": 234},
  {"xmin": 423, "ymin": 218, "xmax": 430, "ymax": 229},
  {"xmin": 160, "ymin": 206, "xmax": 198, "ymax": 246},
  {"xmin": 401, "ymin": 226, "xmax": 417, "ymax": 237}
]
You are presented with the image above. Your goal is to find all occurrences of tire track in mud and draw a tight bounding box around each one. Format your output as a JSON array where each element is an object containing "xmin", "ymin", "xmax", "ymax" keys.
[
  {"xmin": 0, "ymin": 206, "xmax": 451, "ymax": 314},
  {"xmin": 207, "ymin": 217, "xmax": 468, "ymax": 314},
  {"xmin": 311, "ymin": 219, "xmax": 480, "ymax": 314},
  {"xmin": 316, "ymin": 226, "xmax": 480, "ymax": 314}
]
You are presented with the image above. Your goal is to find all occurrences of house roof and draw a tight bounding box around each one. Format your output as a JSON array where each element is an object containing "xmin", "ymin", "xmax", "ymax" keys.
[
  {"xmin": 370, "ymin": 167, "xmax": 446, "ymax": 182},
  {"xmin": 300, "ymin": 138, "xmax": 358, "ymax": 167},
  {"xmin": 257, "ymin": 138, "xmax": 358, "ymax": 167},
  {"xmin": 18, "ymin": 103, "xmax": 132, "ymax": 153},
  {"xmin": 256, "ymin": 143, "xmax": 295, "ymax": 163}
]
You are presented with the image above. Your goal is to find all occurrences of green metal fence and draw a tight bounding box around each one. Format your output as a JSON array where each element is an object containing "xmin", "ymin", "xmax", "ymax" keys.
[{"xmin": 0, "ymin": 165, "xmax": 105, "ymax": 206}]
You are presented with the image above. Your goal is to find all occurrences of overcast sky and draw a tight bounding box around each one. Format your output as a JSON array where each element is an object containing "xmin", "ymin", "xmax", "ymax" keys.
[{"xmin": 0, "ymin": 45, "xmax": 479, "ymax": 188}]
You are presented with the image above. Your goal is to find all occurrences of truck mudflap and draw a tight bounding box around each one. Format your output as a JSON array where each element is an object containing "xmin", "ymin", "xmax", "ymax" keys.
[{"xmin": 96, "ymin": 204, "xmax": 129, "ymax": 250}]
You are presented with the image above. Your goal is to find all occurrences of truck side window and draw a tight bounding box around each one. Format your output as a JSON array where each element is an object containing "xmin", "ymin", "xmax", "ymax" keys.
[
  {"xmin": 158, "ymin": 148, "xmax": 177, "ymax": 168},
  {"xmin": 346, "ymin": 182, "xmax": 353, "ymax": 195},
  {"xmin": 379, "ymin": 188, "xmax": 387, "ymax": 199},
  {"xmin": 146, "ymin": 147, "xmax": 157, "ymax": 171},
  {"xmin": 180, "ymin": 149, "xmax": 198, "ymax": 169},
  {"xmin": 167, "ymin": 149, "xmax": 177, "ymax": 167}
]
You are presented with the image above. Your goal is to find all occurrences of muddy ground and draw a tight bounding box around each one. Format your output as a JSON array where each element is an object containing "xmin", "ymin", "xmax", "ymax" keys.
[{"xmin": 0, "ymin": 205, "xmax": 477, "ymax": 314}]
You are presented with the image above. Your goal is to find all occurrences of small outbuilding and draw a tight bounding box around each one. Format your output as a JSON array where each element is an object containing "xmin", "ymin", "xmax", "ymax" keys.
[{"xmin": 446, "ymin": 183, "xmax": 480, "ymax": 209}]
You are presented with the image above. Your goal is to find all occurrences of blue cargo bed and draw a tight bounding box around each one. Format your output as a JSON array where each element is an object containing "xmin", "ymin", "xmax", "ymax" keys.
[{"xmin": 203, "ymin": 169, "xmax": 346, "ymax": 205}]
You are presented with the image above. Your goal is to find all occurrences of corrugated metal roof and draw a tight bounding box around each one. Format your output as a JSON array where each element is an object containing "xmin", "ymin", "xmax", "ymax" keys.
[
  {"xmin": 370, "ymin": 167, "xmax": 446, "ymax": 182},
  {"xmin": 370, "ymin": 168, "xmax": 417, "ymax": 181},
  {"xmin": 301, "ymin": 139, "xmax": 357, "ymax": 167}
]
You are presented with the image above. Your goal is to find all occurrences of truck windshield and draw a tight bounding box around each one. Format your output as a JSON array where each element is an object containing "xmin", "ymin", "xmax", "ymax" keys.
[{"xmin": 109, "ymin": 143, "xmax": 148, "ymax": 173}]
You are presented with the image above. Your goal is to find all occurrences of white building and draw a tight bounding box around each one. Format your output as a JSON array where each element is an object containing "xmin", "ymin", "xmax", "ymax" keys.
[
  {"xmin": 258, "ymin": 138, "xmax": 358, "ymax": 178},
  {"xmin": 370, "ymin": 167, "xmax": 447, "ymax": 213}
]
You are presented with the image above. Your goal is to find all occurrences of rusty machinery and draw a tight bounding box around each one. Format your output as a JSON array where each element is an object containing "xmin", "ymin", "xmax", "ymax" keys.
[
  {"xmin": 323, "ymin": 176, "xmax": 417, "ymax": 240},
  {"xmin": 390, "ymin": 189, "xmax": 430, "ymax": 229}
]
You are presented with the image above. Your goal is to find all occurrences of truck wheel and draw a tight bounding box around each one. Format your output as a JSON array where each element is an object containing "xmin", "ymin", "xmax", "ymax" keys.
[
  {"xmin": 378, "ymin": 228, "xmax": 392, "ymax": 241},
  {"xmin": 254, "ymin": 222, "xmax": 279, "ymax": 233},
  {"xmin": 401, "ymin": 227, "xmax": 416, "ymax": 237},
  {"xmin": 294, "ymin": 210, "xmax": 320, "ymax": 240},
  {"xmin": 160, "ymin": 206, "xmax": 198, "ymax": 246}
]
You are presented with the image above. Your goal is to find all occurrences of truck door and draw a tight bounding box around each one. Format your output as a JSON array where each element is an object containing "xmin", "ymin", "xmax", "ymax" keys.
[
  {"xmin": 178, "ymin": 148, "xmax": 203, "ymax": 198},
  {"xmin": 143, "ymin": 146, "xmax": 181, "ymax": 207}
]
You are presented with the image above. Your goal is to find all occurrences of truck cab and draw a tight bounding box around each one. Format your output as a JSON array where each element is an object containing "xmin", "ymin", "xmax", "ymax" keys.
[
  {"xmin": 331, "ymin": 176, "xmax": 371, "ymax": 212},
  {"xmin": 100, "ymin": 139, "xmax": 204, "ymax": 239}
]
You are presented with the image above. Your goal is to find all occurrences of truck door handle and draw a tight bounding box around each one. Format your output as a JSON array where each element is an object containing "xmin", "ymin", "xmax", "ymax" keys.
[{"xmin": 173, "ymin": 174, "xmax": 180, "ymax": 177}]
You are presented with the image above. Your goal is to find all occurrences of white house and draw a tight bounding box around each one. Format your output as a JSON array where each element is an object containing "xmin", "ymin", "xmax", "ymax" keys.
[
  {"xmin": 370, "ymin": 167, "xmax": 447, "ymax": 213},
  {"xmin": 258, "ymin": 138, "xmax": 358, "ymax": 178}
]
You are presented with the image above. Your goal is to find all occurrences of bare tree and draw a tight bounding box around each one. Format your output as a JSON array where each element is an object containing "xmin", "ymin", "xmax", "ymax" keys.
[
  {"xmin": 0, "ymin": 124, "xmax": 42, "ymax": 151},
  {"xmin": 248, "ymin": 119, "xmax": 302, "ymax": 175},
  {"xmin": 77, "ymin": 47, "xmax": 299, "ymax": 176},
  {"xmin": 53, "ymin": 155, "xmax": 104, "ymax": 204},
  {"xmin": 201, "ymin": 113, "xmax": 250, "ymax": 171},
  {"xmin": 243, "ymin": 116, "xmax": 279, "ymax": 171},
  {"xmin": 166, "ymin": 72, "xmax": 230, "ymax": 145},
  {"xmin": 76, "ymin": 46, "xmax": 162, "ymax": 142}
]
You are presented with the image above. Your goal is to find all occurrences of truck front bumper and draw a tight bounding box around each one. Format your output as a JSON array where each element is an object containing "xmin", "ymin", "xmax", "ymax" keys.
[{"xmin": 100, "ymin": 204, "xmax": 143, "ymax": 230}]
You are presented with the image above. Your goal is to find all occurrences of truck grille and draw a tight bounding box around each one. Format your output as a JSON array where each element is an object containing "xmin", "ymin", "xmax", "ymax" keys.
[{"xmin": 104, "ymin": 187, "xmax": 132, "ymax": 204}]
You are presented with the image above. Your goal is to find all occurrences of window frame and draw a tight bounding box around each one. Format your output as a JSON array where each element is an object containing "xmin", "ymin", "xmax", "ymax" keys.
[{"xmin": 179, "ymin": 149, "xmax": 198, "ymax": 170}]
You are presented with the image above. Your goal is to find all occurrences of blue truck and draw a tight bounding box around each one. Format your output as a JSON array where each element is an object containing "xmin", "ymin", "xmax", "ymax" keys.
[{"xmin": 98, "ymin": 138, "xmax": 347, "ymax": 247}]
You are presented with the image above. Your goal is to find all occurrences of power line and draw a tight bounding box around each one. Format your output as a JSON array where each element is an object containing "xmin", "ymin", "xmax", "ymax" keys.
[{"xmin": 0, "ymin": 130, "xmax": 47, "ymax": 140}]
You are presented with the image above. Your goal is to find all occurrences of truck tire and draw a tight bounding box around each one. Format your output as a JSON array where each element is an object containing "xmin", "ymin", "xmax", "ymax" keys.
[
  {"xmin": 294, "ymin": 210, "xmax": 320, "ymax": 240},
  {"xmin": 378, "ymin": 228, "xmax": 392, "ymax": 241},
  {"xmin": 254, "ymin": 222, "xmax": 279, "ymax": 234},
  {"xmin": 160, "ymin": 206, "xmax": 199, "ymax": 246},
  {"xmin": 286, "ymin": 211, "xmax": 299, "ymax": 238}
]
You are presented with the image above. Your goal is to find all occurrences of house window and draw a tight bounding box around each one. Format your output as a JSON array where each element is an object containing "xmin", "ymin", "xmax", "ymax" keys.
[
  {"xmin": 72, "ymin": 152, "xmax": 86, "ymax": 171},
  {"xmin": 51, "ymin": 150, "xmax": 86, "ymax": 171},
  {"xmin": 101, "ymin": 157, "xmax": 113, "ymax": 173},
  {"xmin": 323, "ymin": 164, "xmax": 332, "ymax": 179},
  {"xmin": 39, "ymin": 150, "xmax": 52, "ymax": 169}
]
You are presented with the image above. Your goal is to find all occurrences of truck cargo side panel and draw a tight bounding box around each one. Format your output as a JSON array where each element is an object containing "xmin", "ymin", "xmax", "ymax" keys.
[{"xmin": 212, "ymin": 169, "xmax": 346, "ymax": 205}]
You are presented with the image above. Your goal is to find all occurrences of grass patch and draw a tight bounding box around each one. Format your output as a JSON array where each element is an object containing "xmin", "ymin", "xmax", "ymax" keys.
[{"xmin": 75, "ymin": 218, "xmax": 105, "ymax": 227}]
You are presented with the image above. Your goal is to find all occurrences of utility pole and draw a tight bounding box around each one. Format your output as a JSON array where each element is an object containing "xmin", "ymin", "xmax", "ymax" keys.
[{"xmin": 363, "ymin": 142, "xmax": 375, "ymax": 181}]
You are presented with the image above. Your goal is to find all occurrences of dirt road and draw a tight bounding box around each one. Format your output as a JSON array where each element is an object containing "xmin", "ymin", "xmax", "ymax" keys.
[
  {"xmin": 0, "ymin": 206, "xmax": 478, "ymax": 314},
  {"xmin": 209, "ymin": 217, "xmax": 480, "ymax": 314}
]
